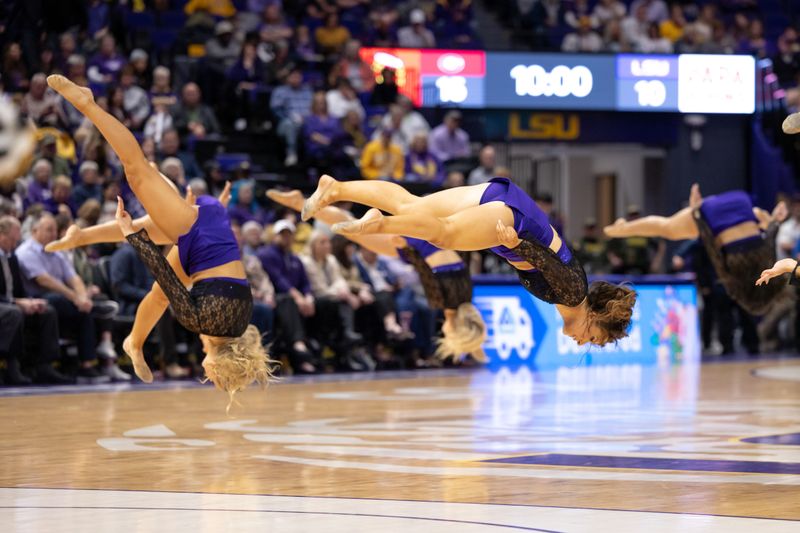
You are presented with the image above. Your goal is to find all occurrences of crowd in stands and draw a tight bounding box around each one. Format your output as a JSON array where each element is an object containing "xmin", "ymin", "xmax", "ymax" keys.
[
  {"xmin": 1, "ymin": 0, "xmax": 800, "ymax": 385},
  {"xmin": 493, "ymin": 0, "xmax": 798, "ymax": 90}
]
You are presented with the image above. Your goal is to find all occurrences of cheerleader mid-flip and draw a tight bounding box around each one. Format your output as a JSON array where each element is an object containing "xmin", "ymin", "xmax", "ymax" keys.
[
  {"xmin": 45, "ymin": 75, "xmax": 274, "ymax": 405},
  {"xmin": 267, "ymin": 189, "xmax": 487, "ymax": 361},
  {"xmin": 301, "ymin": 175, "xmax": 636, "ymax": 347},
  {"xmin": 604, "ymin": 183, "xmax": 790, "ymax": 316}
]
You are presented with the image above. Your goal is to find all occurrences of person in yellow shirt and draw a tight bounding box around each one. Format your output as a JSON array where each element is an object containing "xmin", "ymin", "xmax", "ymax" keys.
[
  {"xmin": 360, "ymin": 128, "xmax": 405, "ymax": 181},
  {"xmin": 315, "ymin": 12, "xmax": 351, "ymax": 57},
  {"xmin": 659, "ymin": 4, "xmax": 685, "ymax": 43},
  {"xmin": 184, "ymin": 0, "xmax": 236, "ymax": 18}
]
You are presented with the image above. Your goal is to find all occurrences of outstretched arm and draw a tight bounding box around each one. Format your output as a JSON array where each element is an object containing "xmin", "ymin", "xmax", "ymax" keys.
[
  {"xmin": 756, "ymin": 258, "xmax": 797, "ymax": 286},
  {"xmin": 753, "ymin": 207, "xmax": 771, "ymax": 229},
  {"xmin": 753, "ymin": 200, "xmax": 788, "ymax": 230}
]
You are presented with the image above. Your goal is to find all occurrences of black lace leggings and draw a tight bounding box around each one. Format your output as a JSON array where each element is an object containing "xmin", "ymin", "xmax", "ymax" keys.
[
  {"xmin": 434, "ymin": 269, "xmax": 473, "ymax": 310},
  {"xmin": 693, "ymin": 209, "xmax": 790, "ymax": 316},
  {"xmin": 126, "ymin": 229, "xmax": 252, "ymax": 337}
]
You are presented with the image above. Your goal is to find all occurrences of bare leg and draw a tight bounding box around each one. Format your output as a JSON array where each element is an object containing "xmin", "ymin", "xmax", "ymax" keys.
[
  {"xmin": 334, "ymin": 203, "xmax": 516, "ymax": 251},
  {"xmin": 123, "ymin": 247, "xmax": 190, "ymax": 383},
  {"xmin": 302, "ymin": 174, "xmax": 489, "ymax": 220},
  {"xmin": 603, "ymin": 207, "xmax": 699, "ymax": 241},
  {"xmin": 46, "ymin": 215, "xmax": 173, "ymax": 252},
  {"xmin": 123, "ymin": 290, "xmax": 167, "ymax": 383},
  {"xmin": 47, "ymin": 75, "xmax": 197, "ymax": 241},
  {"xmin": 268, "ymin": 188, "xmax": 401, "ymax": 257}
]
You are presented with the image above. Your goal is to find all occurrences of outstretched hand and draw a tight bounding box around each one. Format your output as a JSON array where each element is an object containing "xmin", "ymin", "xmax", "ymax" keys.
[
  {"xmin": 218, "ymin": 181, "xmax": 232, "ymax": 208},
  {"xmin": 496, "ymin": 219, "xmax": 521, "ymax": 248},
  {"xmin": 185, "ymin": 185, "xmax": 196, "ymax": 206},
  {"xmin": 689, "ymin": 183, "xmax": 703, "ymax": 210},
  {"xmin": 756, "ymin": 258, "xmax": 796, "ymax": 286},
  {"xmin": 115, "ymin": 196, "xmax": 135, "ymax": 237},
  {"xmin": 772, "ymin": 201, "xmax": 788, "ymax": 223}
]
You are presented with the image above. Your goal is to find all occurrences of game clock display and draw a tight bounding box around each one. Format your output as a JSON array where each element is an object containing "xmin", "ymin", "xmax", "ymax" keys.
[{"xmin": 359, "ymin": 48, "xmax": 756, "ymax": 114}]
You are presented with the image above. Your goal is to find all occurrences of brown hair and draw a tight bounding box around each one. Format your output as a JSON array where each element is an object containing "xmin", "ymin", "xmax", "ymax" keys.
[
  {"xmin": 586, "ymin": 281, "xmax": 637, "ymax": 346},
  {"xmin": 54, "ymin": 211, "xmax": 73, "ymax": 234},
  {"xmin": 331, "ymin": 234, "xmax": 354, "ymax": 269},
  {"xmin": 77, "ymin": 198, "xmax": 101, "ymax": 226},
  {"xmin": 202, "ymin": 325, "xmax": 279, "ymax": 412},
  {"xmin": 435, "ymin": 303, "xmax": 487, "ymax": 362}
]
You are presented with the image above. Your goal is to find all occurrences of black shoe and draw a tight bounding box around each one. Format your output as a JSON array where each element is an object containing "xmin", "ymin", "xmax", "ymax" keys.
[
  {"xmin": 35, "ymin": 364, "xmax": 74, "ymax": 385},
  {"xmin": 77, "ymin": 365, "xmax": 111, "ymax": 384},
  {"xmin": 342, "ymin": 330, "xmax": 363, "ymax": 344},
  {"xmin": 6, "ymin": 359, "xmax": 32, "ymax": 386},
  {"xmin": 342, "ymin": 350, "xmax": 376, "ymax": 372},
  {"xmin": 290, "ymin": 348, "xmax": 318, "ymax": 374}
]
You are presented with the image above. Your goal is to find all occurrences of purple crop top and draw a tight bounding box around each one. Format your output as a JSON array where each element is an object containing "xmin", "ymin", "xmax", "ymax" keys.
[{"xmin": 177, "ymin": 195, "xmax": 242, "ymax": 276}]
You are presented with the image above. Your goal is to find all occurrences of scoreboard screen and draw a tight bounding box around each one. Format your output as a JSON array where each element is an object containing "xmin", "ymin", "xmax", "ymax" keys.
[
  {"xmin": 484, "ymin": 53, "xmax": 616, "ymax": 110},
  {"xmin": 358, "ymin": 48, "xmax": 486, "ymax": 108},
  {"xmin": 358, "ymin": 48, "xmax": 756, "ymax": 114},
  {"xmin": 616, "ymin": 55, "xmax": 679, "ymax": 111}
]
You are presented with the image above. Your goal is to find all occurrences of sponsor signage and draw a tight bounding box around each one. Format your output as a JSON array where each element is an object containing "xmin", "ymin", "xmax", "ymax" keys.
[{"xmin": 473, "ymin": 279, "xmax": 700, "ymax": 369}]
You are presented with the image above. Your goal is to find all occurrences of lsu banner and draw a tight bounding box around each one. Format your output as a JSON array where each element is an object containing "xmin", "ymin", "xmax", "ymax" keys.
[{"xmin": 481, "ymin": 110, "xmax": 681, "ymax": 144}]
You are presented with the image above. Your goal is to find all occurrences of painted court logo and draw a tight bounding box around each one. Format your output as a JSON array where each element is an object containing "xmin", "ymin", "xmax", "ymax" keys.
[{"xmin": 95, "ymin": 391, "xmax": 800, "ymax": 487}]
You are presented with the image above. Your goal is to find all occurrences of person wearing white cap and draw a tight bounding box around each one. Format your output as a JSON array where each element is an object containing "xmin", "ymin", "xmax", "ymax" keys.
[
  {"xmin": 258, "ymin": 218, "xmax": 319, "ymax": 374},
  {"xmin": 398, "ymin": 9, "xmax": 436, "ymax": 48}
]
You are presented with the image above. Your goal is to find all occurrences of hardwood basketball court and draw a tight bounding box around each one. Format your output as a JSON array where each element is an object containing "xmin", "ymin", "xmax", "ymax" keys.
[{"xmin": 1, "ymin": 358, "xmax": 799, "ymax": 532}]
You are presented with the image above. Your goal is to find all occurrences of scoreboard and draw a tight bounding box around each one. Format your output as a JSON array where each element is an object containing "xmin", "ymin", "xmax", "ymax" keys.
[{"xmin": 358, "ymin": 48, "xmax": 755, "ymax": 114}]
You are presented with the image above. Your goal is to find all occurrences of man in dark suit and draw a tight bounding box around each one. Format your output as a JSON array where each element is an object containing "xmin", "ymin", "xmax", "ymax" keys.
[{"xmin": 0, "ymin": 216, "xmax": 71, "ymax": 384}]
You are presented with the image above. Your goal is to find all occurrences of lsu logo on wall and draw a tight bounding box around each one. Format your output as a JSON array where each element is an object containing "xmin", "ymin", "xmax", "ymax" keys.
[{"xmin": 508, "ymin": 113, "xmax": 580, "ymax": 141}]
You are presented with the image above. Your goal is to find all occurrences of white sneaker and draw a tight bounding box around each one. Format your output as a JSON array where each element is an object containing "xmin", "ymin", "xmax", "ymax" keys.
[
  {"xmin": 96, "ymin": 340, "xmax": 118, "ymax": 359},
  {"xmin": 104, "ymin": 363, "xmax": 132, "ymax": 382},
  {"xmin": 284, "ymin": 153, "xmax": 298, "ymax": 167}
]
